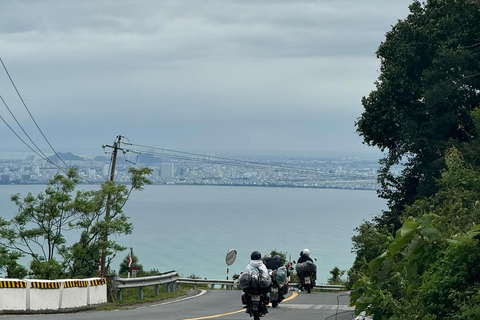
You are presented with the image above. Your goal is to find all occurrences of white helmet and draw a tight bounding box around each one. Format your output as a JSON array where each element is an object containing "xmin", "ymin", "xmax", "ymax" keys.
[{"xmin": 303, "ymin": 248, "xmax": 310, "ymax": 256}]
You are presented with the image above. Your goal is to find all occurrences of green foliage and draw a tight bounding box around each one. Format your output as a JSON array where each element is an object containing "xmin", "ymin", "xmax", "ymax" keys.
[
  {"xmin": 347, "ymin": 220, "xmax": 391, "ymax": 288},
  {"xmin": 97, "ymin": 285, "xmax": 187, "ymax": 309},
  {"xmin": 0, "ymin": 245, "xmax": 28, "ymax": 278},
  {"xmin": 356, "ymin": 0, "xmax": 480, "ymax": 230},
  {"xmin": 0, "ymin": 166, "xmax": 153, "ymax": 279},
  {"xmin": 118, "ymin": 253, "xmax": 144, "ymax": 277},
  {"xmin": 62, "ymin": 167, "xmax": 152, "ymax": 278},
  {"xmin": 30, "ymin": 258, "xmax": 65, "ymax": 280},
  {"xmin": 268, "ymin": 249, "xmax": 288, "ymax": 265},
  {"xmin": 328, "ymin": 266, "xmax": 346, "ymax": 285},
  {"xmin": 351, "ymin": 0, "xmax": 480, "ymax": 317},
  {"xmin": 350, "ymin": 146, "xmax": 480, "ymax": 319},
  {"xmin": 0, "ymin": 168, "xmax": 79, "ymax": 265},
  {"xmin": 419, "ymin": 235, "xmax": 480, "ymax": 319}
]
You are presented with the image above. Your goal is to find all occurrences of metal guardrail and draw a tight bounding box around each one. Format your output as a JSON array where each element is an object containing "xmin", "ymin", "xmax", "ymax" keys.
[
  {"xmin": 113, "ymin": 271, "xmax": 347, "ymax": 300},
  {"xmin": 177, "ymin": 278, "xmax": 346, "ymax": 291},
  {"xmin": 113, "ymin": 270, "xmax": 179, "ymax": 300},
  {"xmin": 177, "ymin": 278, "xmax": 235, "ymax": 290}
]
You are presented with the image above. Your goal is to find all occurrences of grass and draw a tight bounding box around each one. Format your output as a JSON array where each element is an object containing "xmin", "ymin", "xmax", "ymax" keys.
[{"xmin": 95, "ymin": 284, "xmax": 194, "ymax": 311}]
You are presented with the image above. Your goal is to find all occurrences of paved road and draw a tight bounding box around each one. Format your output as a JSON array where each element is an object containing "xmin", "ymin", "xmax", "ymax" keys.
[{"xmin": 0, "ymin": 290, "xmax": 355, "ymax": 320}]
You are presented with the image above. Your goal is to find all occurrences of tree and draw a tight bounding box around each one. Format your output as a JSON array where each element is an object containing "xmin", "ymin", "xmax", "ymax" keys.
[
  {"xmin": 118, "ymin": 253, "xmax": 144, "ymax": 277},
  {"xmin": 0, "ymin": 245, "xmax": 28, "ymax": 278},
  {"xmin": 350, "ymin": 147, "xmax": 480, "ymax": 319},
  {"xmin": 268, "ymin": 249, "xmax": 288, "ymax": 265},
  {"xmin": 62, "ymin": 167, "xmax": 153, "ymax": 278},
  {"xmin": 356, "ymin": 0, "xmax": 480, "ymax": 231},
  {"xmin": 0, "ymin": 168, "xmax": 79, "ymax": 278},
  {"xmin": 328, "ymin": 266, "xmax": 346, "ymax": 285},
  {"xmin": 0, "ymin": 166, "xmax": 152, "ymax": 279},
  {"xmin": 347, "ymin": 220, "xmax": 391, "ymax": 288}
]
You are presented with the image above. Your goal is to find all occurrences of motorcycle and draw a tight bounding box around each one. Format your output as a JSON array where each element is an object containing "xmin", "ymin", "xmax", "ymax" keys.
[
  {"xmin": 242, "ymin": 287, "xmax": 269, "ymax": 320},
  {"xmin": 239, "ymin": 271, "xmax": 271, "ymax": 320},
  {"xmin": 269, "ymin": 266, "xmax": 288, "ymax": 307},
  {"xmin": 295, "ymin": 261, "xmax": 317, "ymax": 293}
]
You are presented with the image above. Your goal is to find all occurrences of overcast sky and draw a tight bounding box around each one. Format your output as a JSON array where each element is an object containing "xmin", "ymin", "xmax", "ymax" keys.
[{"xmin": 0, "ymin": 0, "xmax": 414, "ymax": 158}]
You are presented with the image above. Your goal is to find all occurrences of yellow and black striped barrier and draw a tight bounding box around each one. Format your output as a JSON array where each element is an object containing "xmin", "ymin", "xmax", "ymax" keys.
[
  {"xmin": 63, "ymin": 280, "xmax": 88, "ymax": 288},
  {"xmin": 30, "ymin": 281, "xmax": 61, "ymax": 289},
  {"xmin": 90, "ymin": 278, "xmax": 106, "ymax": 286},
  {"xmin": 0, "ymin": 280, "xmax": 27, "ymax": 288}
]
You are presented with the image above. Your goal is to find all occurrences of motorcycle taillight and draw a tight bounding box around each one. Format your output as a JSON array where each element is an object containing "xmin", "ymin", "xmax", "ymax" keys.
[{"xmin": 250, "ymin": 289, "xmax": 261, "ymax": 295}]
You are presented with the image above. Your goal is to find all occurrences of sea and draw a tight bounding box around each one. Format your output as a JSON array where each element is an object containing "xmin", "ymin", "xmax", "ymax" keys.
[{"xmin": 0, "ymin": 184, "xmax": 386, "ymax": 284}]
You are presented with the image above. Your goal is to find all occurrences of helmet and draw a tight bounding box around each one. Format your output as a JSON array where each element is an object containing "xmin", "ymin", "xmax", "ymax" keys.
[
  {"xmin": 263, "ymin": 254, "xmax": 271, "ymax": 260},
  {"xmin": 273, "ymin": 255, "xmax": 281, "ymax": 260},
  {"xmin": 303, "ymin": 248, "xmax": 310, "ymax": 256},
  {"xmin": 251, "ymin": 251, "xmax": 262, "ymax": 260}
]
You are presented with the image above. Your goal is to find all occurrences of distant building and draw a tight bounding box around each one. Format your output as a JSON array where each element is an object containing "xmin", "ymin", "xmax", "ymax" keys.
[
  {"xmin": 1, "ymin": 174, "xmax": 10, "ymax": 183},
  {"xmin": 103, "ymin": 164, "xmax": 110, "ymax": 176},
  {"xmin": 161, "ymin": 163, "xmax": 175, "ymax": 178}
]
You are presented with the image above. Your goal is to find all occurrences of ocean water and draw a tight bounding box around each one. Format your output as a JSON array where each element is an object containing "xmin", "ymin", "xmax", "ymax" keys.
[{"xmin": 0, "ymin": 184, "xmax": 386, "ymax": 283}]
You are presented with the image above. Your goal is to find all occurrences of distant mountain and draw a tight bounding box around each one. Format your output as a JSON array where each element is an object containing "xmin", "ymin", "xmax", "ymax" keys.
[
  {"xmin": 93, "ymin": 155, "xmax": 110, "ymax": 162},
  {"xmin": 49, "ymin": 152, "xmax": 85, "ymax": 162},
  {"xmin": 137, "ymin": 154, "xmax": 163, "ymax": 164}
]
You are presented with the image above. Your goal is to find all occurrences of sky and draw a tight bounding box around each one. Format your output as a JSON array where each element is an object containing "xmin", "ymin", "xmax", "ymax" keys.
[{"xmin": 0, "ymin": 0, "xmax": 415, "ymax": 159}]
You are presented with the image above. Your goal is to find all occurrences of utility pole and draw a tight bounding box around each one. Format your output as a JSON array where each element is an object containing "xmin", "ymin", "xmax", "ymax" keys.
[{"xmin": 101, "ymin": 135, "xmax": 122, "ymax": 277}]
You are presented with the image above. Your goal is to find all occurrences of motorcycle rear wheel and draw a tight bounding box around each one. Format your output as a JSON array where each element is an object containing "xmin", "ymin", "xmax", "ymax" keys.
[
  {"xmin": 305, "ymin": 283, "xmax": 311, "ymax": 293},
  {"xmin": 253, "ymin": 310, "xmax": 260, "ymax": 320},
  {"xmin": 272, "ymin": 300, "xmax": 278, "ymax": 308}
]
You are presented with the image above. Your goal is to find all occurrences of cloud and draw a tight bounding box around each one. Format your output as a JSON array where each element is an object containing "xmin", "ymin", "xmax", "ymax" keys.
[{"xmin": 0, "ymin": 0, "xmax": 412, "ymax": 156}]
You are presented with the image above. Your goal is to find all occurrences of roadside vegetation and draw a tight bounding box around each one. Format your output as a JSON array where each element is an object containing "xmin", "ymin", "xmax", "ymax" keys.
[
  {"xmin": 350, "ymin": 0, "xmax": 480, "ymax": 319},
  {"xmin": 0, "ymin": 166, "xmax": 152, "ymax": 298}
]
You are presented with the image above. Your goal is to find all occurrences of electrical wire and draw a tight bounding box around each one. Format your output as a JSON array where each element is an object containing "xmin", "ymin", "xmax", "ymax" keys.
[
  {"xmin": 0, "ymin": 114, "xmax": 69, "ymax": 174},
  {"xmin": 0, "ymin": 58, "xmax": 69, "ymax": 169},
  {"xmin": 0, "ymin": 94, "xmax": 53, "ymax": 164},
  {"xmin": 119, "ymin": 142, "xmax": 353, "ymax": 179}
]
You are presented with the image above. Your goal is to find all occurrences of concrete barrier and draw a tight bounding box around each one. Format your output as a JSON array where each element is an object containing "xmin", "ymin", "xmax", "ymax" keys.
[{"xmin": 0, "ymin": 278, "xmax": 107, "ymax": 313}]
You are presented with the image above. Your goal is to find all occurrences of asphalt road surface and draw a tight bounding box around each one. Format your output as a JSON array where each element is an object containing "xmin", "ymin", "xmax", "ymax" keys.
[{"xmin": 0, "ymin": 290, "xmax": 355, "ymax": 320}]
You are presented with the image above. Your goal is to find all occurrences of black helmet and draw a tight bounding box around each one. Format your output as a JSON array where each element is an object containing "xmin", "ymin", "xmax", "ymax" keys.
[
  {"xmin": 251, "ymin": 251, "xmax": 262, "ymax": 260},
  {"xmin": 273, "ymin": 255, "xmax": 281, "ymax": 260}
]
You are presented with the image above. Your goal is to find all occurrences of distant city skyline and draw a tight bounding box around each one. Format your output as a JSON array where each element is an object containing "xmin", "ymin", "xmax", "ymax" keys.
[{"xmin": 0, "ymin": 150, "xmax": 381, "ymax": 190}]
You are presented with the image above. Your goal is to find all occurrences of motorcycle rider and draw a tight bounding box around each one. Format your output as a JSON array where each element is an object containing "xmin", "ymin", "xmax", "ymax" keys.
[
  {"xmin": 297, "ymin": 248, "xmax": 313, "ymax": 263},
  {"xmin": 266, "ymin": 255, "xmax": 290, "ymax": 301},
  {"xmin": 242, "ymin": 251, "xmax": 270, "ymax": 313},
  {"xmin": 296, "ymin": 248, "xmax": 316, "ymax": 290},
  {"xmin": 246, "ymin": 251, "xmax": 269, "ymax": 275}
]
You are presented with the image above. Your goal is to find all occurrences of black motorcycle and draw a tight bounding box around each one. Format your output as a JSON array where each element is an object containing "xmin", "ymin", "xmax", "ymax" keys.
[
  {"xmin": 298, "ymin": 270, "xmax": 316, "ymax": 293},
  {"xmin": 242, "ymin": 286, "xmax": 269, "ymax": 320},
  {"xmin": 295, "ymin": 261, "xmax": 317, "ymax": 293},
  {"xmin": 269, "ymin": 266, "xmax": 288, "ymax": 307},
  {"xmin": 240, "ymin": 272, "xmax": 271, "ymax": 320}
]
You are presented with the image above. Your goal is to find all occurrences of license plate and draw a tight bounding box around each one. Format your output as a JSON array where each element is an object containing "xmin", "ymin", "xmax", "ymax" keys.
[
  {"xmin": 251, "ymin": 295, "xmax": 261, "ymax": 302},
  {"xmin": 304, "ymin": 277, "xmax": 311, "ymax": 284}
]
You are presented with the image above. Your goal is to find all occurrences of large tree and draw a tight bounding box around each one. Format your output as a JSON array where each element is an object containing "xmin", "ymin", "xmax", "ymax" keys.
[
  {"xmin": 0, "ymin": 168, "xmax": 80, "ymax": 278},
  {"xmin": 0, "ymin": 167, "xmax": 152, "ymax": 279},
  {"xmin": 61, "ymin": 167, "xmax": 153, "ymax": 278},
  {"xmin": 356, "ymin": 0, "xmax": 480, "ymax": 230}
]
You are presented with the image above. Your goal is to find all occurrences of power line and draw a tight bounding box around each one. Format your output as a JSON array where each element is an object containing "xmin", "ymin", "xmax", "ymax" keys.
[
  {"xmin": 0, "ymin": 113, "xmax": 69, "ymax": 174},
  {"xmin": 0, "ymin": 57, "xmax": 69, "ymax": 168},
  {"xmin": 120, "ymin": 142, "xmax": 340, "ymax": 177},
  {"xmin": 0, "ymin": 94, "xmax": 53, "ymax": 163}
]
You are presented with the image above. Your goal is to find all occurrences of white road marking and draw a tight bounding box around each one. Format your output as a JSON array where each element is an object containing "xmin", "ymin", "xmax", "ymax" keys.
[{"xmin": 281, "ymin": 304, "xmax": 354, "ymax": 310}]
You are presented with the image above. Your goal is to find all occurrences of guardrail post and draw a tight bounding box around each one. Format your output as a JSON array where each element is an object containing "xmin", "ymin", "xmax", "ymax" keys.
[
  {"xmin": 117, "ymin": 288, "xmax": 123, "ymax": 301},
  {"xmin": 138, "ymin": 287, "xmax": 144, "ymax": 300},
  {"xmin": 154, "ymin": 284, "xmax": 159, "ymax": 296}
]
